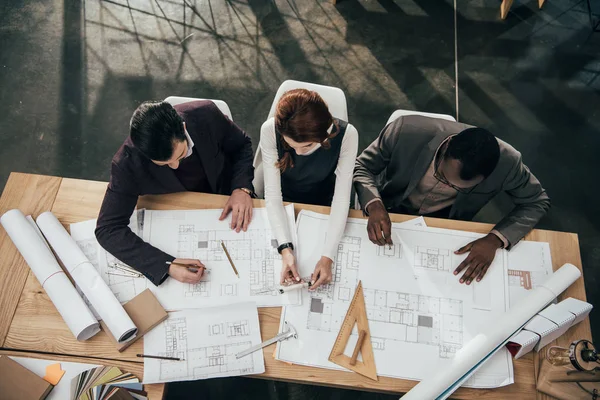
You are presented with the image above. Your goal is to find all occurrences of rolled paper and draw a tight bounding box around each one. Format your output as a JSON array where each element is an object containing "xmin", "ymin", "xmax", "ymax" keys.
[
  {"xmin": 1, "ymin": 209, "xmax": 100, "ymax": 341},
  {"xmin": 36, "ymin": 211, "xmax": 138, "ymax": 343},
  {"xmin": 402, "ymin": 263, "xmax": 581, "ymax": 400}
]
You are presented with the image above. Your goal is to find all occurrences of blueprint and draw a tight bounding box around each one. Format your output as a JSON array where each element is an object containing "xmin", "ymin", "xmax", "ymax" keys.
[
  {"xmin": 505, "ymin": 240, "xmax": 553, "ymax": 306},
  {"xmin": 141, "ymin": 205, "xmax": 299, "ymax": 309},
  {"xmin": 276, "ymin": 210, "xmax": 513, "ymax": 389},
  {"xmin": 143, "ymin": 302, "xmax": 264, "ymax": 383},
  {"xmin": 70, "ymin": 205, "xmax": 299, "ymax": 310},
  {"xmin": 70, "ymin": 213, "xmax": 149, "ymax": 304},
  {"xmin": 413, "ymin": 221, "xmax": 554, "ymax": 309}
]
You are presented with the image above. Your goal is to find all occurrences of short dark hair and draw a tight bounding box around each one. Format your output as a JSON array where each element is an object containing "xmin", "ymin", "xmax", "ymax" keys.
[
  {"xmin": 445, "ymin": 127, "xmax": 500, "ymax": 180},
  {"xmin": 129, "ymin": 101, "xmax": 185, "ymax": 161}
]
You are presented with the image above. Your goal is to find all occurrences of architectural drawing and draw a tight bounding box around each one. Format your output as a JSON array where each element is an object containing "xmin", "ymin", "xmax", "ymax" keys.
[
  {"xmin": 143, "ymin": 304, "xmax": 265, "ymax": 384},
  {"xmin": 507, "ymin": 268, "xmax": 550, "ymax": 291},
  {"xmin": 185, "ymin": 281, "xmax": 211, "ymax": 298},
  {"xmin": 227, "ymin": 320, "xmax": 250, "ymax": 337},
  {"xmin": 377, "ymin": 243, "xmax": 403, "ymax": 258},
  {"xmin": 208, "ymin": 323, "xmax": 225, "ymax": 336},
  {"xmin": 70, "ymin": 206, "xmax": 300, "ymax": 310},
  {"xmin": 74, "ymin": 236, "xmax": 148, "ymax": 303},
  {"xmin": 508, "ymin": 269, "xmax": 532, "ymax": 290},
  {"xmin": 414, "ymin": 246, "xmax": 451, "ymax": 272},
  {"xmin": 160, "ymin": 342, "xmax": 255, "ymax": 381},
  {"xmin": 506, "ymin": 241, "xmax": 553, "ymax": 306},
  {"xmin": 277, "ymin": 210, "xmax": 513, "ymax": 390},
  {"xmin": 141, "ymin": 206, "xmax": 300, "ymax": 309},
  {"xmin": 221, "ymin": 284, "xmax": 238, "ymax": 296}
]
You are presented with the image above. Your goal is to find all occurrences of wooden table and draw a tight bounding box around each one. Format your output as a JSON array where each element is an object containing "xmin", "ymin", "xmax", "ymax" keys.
[{"xmin": 0, "ymin": 173, "xmax": 592, "ymax": 399}]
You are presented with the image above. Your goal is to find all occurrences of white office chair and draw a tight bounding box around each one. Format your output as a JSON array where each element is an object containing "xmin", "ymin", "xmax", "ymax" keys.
[
  {"xmin": 266, "ymin": 80, "xmax": 348, "ymax": 120},
  {"xmin": 353, "ymin": 109, "xmax": 457, "ymax": 211},
  {"xmin": 164, "ymin": 96, "xmax": 233, "ymax": 120},
  {"xmin": 387, "ymin": 109, "xmax": 456, "ymax": 125},
  {"xmin": 253, "ymin": 80, "xmax": 349, "ymax": 198}
]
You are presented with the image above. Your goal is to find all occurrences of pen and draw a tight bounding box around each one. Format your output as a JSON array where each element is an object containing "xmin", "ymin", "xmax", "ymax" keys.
[
  {"xmin": 279, "ymin": 282, "xmax": 311, "ymax": 293},
  {"xmin": 165, "ymin": 261, "xmax": 209, "ymax": 273},
  {"xmin": 136, "ymin": 354, "xmax": 182, "ymax": 361},
  {"xmin": 221, "ymin": 241, "xmax": 240, "ymax": 278}
]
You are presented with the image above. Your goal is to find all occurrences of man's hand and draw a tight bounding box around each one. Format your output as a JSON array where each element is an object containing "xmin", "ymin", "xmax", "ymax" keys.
[
  {"xmin": 366, "ymin": 201, "xmax": 393, "ymax": 246},
  {"xmin": 219, "ymin": 189, "xmax": 253, "ymax": 233},
  {"xmin": 453, "ymin": 234, "xmax": 503, "ymax": 285},
  {"xmin": 168, "ymin": 258, "xmax": 207, "ymax": 284},
  {"xmin": 310, "ymin": 256, "xmax": 333, "ymax": 291},
  {"xmin": 280, "ymin": 248, "xmax": 301, "ymax": 285}
]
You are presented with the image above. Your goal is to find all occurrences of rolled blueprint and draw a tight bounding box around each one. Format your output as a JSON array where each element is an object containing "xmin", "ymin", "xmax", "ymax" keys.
[
  {"xmin": 36, "ymin": 211, "xmax": 138, "ymax": 343},
  {"xmin": 402, "ymin": 263, "xmax": 581, "ymax": 400},
  {"xmin": 0, "ymin": 209, "xmax": 100, "ymax": 341}
]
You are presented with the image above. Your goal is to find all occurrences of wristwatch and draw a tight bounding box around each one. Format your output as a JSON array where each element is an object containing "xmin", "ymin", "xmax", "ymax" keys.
[
  {"xmin": 277, "ymin": 242, "xmax": 294, "ymax": 254},
  {"xmin": 237, "ymin": 187, "xmax": 255, "ymax": 198}
]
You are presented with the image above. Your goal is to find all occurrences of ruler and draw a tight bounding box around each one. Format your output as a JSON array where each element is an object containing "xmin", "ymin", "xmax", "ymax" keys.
[{"xmin": 328, "ymin": 280, "xmax": 378, "ymax": 381}]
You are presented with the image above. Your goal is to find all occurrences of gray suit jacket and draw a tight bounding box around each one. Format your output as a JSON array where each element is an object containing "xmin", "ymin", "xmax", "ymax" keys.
[{"xmin": 353, "ymin": 115, "xmax": 550, "ymax": 248}]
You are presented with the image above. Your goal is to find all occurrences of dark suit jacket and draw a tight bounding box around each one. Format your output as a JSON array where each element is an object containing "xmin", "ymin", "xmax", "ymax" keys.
[
  {"xmin": 95, "ymin": 101, "xmax": 254, "ymax": 285},
  {"xmin": 353, "ymin": 115, "xmax": 550, "ymax": 248}
]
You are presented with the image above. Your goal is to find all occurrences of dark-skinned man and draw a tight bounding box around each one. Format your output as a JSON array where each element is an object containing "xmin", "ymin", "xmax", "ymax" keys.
[{"xmin": 353, "ymin": 115, "xmax": 550, "ymax": 285}]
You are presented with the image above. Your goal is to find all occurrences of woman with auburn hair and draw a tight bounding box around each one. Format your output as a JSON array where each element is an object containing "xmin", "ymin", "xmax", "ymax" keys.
[{"xmin": 258, "ymin": 88, "xmax": 358, "ymax": 290}]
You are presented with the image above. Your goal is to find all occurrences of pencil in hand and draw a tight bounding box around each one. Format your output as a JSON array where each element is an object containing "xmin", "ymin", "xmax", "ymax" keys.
[{"xmin": 166, "ymin": 261, "xmax": 209, "ymax": 273}]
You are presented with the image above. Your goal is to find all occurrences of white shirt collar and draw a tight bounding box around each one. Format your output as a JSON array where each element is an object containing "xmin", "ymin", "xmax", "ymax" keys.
[
  {"xmin": 297, "ymin": 123, "xmax": 335, "ymax": 157},
  {"xmin": 183, "ymin": 128, "xmax": 195, "ymax": 158}
]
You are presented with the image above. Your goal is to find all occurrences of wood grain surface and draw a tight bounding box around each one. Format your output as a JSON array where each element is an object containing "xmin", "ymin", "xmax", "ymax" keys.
[
  {"xmin": 0, "ymin": 173, "xmax": 62, "ymax": 346},
  {"xmin": 1, "ymin": 175, "xmax": 593, "ymax": 399}
]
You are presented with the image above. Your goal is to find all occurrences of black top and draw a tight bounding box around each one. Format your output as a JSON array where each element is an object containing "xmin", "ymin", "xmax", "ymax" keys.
[
  {"xmin": 277, "ymin": 119, "xmax": 347, "ymax": 206},
  {"xmin": 173, "ymin": 150, "xmax": 210, "ymax": 193}
]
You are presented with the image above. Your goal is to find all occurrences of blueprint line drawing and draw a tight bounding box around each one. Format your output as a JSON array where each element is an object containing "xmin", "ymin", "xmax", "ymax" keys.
[
  {"xmin": 70, "ymin": 207, "xmax": 300, "ymax": 310},
  {"xmin": 508, "ymin": 269, "xmax": 532, "ymax": 290},
  {"xmin": 221, "ymin": 284, "xmax": 238, "ymax": 296},
  {"xmin": 143, "ymin": 303, "xmax": 265, "ymax": 384},
  {"xmin": 227, "ymin": 320, "xmax": 250, "ymax": 337},
  {"xmin": 141, "ymin": 206, "xmax": 300, "ymax": 309},
  {"xmin": 277, "ymin": 210, "xmax": 513, "ymax": 389},
  {"xmin": 414, "ymin": 246, "xmax": 451, "ymax": 272},
  {"xmin": 185, "ymin": 282, "xmax": 211, "ymax": 298},
  {"xmin": 377, "ymin": 243, "xmax": 403, "ymax": 259},
  {"xmin": 71, "ymin": 217, "xmax": 149, "ymax": 305}
]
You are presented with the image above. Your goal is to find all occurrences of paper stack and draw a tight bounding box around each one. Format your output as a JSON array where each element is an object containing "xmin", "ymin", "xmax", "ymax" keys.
[{"xmin": 71, "ymin": 366, "xmax": 146, "ymax": 400}]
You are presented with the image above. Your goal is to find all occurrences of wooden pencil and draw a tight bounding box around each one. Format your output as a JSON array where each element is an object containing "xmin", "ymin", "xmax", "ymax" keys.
[{"xmin": 220, "ymin": 241, "xmax": 240, "ymax": 278}]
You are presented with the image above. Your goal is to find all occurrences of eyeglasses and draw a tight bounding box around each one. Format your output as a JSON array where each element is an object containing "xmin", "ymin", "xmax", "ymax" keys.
[{"xmin": 433, "ymin": 149, "xmax": 478, "ymax": 194}]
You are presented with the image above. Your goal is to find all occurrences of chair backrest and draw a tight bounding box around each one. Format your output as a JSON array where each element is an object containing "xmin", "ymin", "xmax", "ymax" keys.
[
  {"xmin": 387, "ymin": 109, "xmax": 456, "ymax": 125},
  {"xmin": 164, "ymin": 96, "xmax": 233, "ymax": 120},
  {"xmin": 267, "ymin": 80, "xmax": 348, "ymax": 121}
]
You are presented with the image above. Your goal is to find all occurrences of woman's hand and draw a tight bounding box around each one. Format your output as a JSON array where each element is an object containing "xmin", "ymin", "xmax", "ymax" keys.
[
  {"xmin": 280, "ymin": 248, "xmax": 301, "ymax": 285},
  {"xmin": 309, "ymin": 256, "xmax": 333, "ymax": 290}
]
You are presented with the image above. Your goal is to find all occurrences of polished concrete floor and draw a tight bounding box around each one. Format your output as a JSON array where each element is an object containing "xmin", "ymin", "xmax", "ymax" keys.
[{"xmin": 1, "ymin": 0, "xmax": 599, "ymax": 398}]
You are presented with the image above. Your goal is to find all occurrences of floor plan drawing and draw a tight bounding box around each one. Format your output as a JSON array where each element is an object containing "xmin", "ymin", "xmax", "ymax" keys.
[
  {"xmin": 414, "ymin": 246, "xmax": 451, "ymax": 272},
  {"xmin": 71, "ymin": 218, "xmax": 149, "ymax": 304},
  {"xmin": 184, "ymin": 281, "xmax": 211, "ymax": 298},
  {"xmin": 508, "ymin": 269, "xmax": 533, "ymax": 290},
  {"xmin": 227, "ymin": 320, "xmax": 250, "ymax": 337},
  {"xmin": 377, "ymin": 243, "xmax": 403, "ymax": 258},
  {"xmin": 277, "ymin": 210, "xmax": 513, "ymax": 389},
  {"xmin": 141, "ymin": 206, "xmax": 300, "ymax": 309},
  {"xmin": 143, "ymin": 303, "xmax": 265, "ymax": 384},
  {"xmin": 506, "ymin": 240, "xmax": 554, "ymax": 307}
]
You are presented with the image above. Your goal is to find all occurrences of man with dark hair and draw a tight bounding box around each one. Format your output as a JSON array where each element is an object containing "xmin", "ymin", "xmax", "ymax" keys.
[
  {"xmin": 353, "ymin": 115, "xmax": 550, "ymax": 284},
  {"xmin": 96, "ymin": 100, "xmax": 255, "ymax": 286}
]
